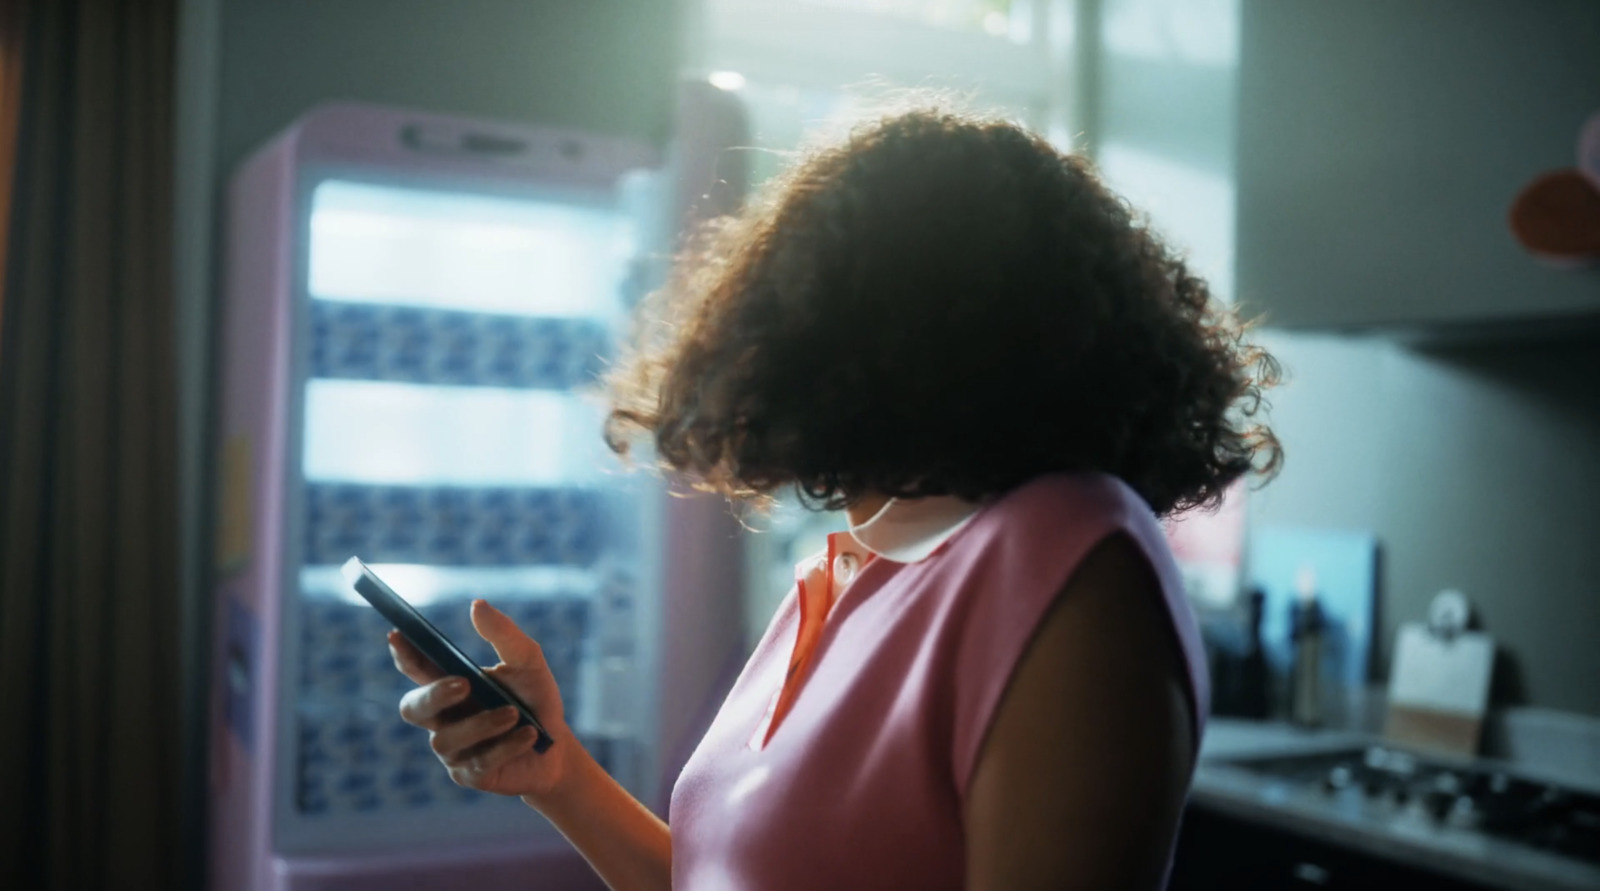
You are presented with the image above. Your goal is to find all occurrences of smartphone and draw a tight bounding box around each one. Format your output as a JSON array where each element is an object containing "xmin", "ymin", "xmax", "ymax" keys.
[{"xmin": 341, "ymin": 556, "xmax": 554, "ymax": 754}]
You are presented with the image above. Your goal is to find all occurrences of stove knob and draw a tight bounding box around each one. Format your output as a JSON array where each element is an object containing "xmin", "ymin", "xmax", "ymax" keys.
[
  {"xmin": 1434, "ymin": 772, "xmax": 1463, "ymax": 795},
  {"xmin": 1323, "ymin": 766, "xmax": 1353, "ymax": 794}
]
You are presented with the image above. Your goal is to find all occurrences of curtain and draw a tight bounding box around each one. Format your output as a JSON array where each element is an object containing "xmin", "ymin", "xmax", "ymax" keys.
[
  {"xmin": 0, "ymin": 0, "xmax": 23, "ymax": 333},
  {"xmin": 0, "ymin": 0, "xmax": 182, "ymax": 888}
]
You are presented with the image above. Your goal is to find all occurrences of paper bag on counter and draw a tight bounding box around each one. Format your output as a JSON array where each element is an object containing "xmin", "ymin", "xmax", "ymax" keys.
[{"xmin": 1384, "ymin": 622, "xmax": 1494, "ymax": 756}]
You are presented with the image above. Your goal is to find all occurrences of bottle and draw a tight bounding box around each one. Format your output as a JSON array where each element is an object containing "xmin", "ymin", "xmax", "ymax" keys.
[
  {"xmin": 1238, "ymin": 588, "xmax": 1271, "ymax": 719},
  {"xmin": 1288, "ymin": 566, "xmax": 1325, "ymax": 728}
]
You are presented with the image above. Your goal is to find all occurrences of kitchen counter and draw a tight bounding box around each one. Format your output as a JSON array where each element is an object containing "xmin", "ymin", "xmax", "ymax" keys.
[
  {"xmin": 1201, "ymin": 719, "xmax": 1372, "ymax": 761},
  {"xmin": 1191, "ymin": 719, "xmax": 1600, "ymax": 891}
]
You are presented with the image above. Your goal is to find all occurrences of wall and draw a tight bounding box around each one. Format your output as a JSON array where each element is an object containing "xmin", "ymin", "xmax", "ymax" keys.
[{"xmin": 1252, "ymin": 330, "xmax": 1600, "ymax": 716}]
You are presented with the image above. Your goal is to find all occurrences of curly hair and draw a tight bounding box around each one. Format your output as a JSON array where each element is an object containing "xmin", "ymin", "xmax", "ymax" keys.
[{"xmin": 603, "ymin": 106, "xmax": 1281, "ymax": 516}]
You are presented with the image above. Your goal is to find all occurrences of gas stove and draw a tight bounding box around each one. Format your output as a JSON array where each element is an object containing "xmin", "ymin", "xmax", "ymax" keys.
[{"xmin": 1229, "ymin": 746, "xmax": 1600, "ymax": 868}]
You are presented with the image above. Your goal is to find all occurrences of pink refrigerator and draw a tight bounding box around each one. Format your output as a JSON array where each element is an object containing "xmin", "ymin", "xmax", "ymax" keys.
[{"xmin": 209, "ymin": 85, "xmax": 751, "ymax": 891}]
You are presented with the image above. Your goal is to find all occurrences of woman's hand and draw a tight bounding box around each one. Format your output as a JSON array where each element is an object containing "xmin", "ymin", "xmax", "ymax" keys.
[
  {"xmin": 389, "ymin": 599, "xmax": 577, "ymax": 805},
  {"xmin": 394, "ymin": 601, "xmax": 673, "ymax": 890}
]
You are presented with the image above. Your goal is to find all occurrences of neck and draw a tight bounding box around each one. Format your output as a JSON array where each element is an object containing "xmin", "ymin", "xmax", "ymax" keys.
[{"xmin": 846, "ymin": 492, "xmax": 891, "ymax": 528}]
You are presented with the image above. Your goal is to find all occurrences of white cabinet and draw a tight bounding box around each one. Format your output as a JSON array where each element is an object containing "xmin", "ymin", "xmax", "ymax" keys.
[{"xmin": 1235, "ymin": 0, "xmax": 1600, "ymax": 330}]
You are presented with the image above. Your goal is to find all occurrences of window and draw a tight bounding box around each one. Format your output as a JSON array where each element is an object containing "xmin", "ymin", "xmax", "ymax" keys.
[{"xmin": 696, "ymin": 0, "xmax": 1076, "ymax": 174}]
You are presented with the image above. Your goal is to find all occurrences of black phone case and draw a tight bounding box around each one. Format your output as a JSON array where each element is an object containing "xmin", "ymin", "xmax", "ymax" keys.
[{"xmin": 342, "ymin": 557, "xmax": 554, "ymax": 754}]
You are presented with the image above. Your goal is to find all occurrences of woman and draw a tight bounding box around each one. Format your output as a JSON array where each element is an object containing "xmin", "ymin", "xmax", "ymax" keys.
[{"xmin": 389, "ymin": 107, "xmax": 1280, "ymax": 890}]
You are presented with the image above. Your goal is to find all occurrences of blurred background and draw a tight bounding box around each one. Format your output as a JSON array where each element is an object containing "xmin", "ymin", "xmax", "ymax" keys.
[{"xmin": 0, "ymin": 1, "xmax": 1596, "ymax": 889}]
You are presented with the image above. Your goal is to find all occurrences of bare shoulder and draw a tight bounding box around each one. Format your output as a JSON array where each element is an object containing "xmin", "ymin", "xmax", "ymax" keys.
[{"xmin": 964, "ymin": 532, "xmax": 1196, "ymax": 891}]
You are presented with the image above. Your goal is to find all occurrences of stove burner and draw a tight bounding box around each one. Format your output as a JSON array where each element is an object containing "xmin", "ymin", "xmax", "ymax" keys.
[{"xmin": 1229, "ymin": 746, "xmax": 1600, "ymax": 866}]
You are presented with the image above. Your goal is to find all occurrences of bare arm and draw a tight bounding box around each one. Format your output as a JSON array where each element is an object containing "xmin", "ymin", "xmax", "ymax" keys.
[
  {"xmin": 522, "ymin": 744, "xmax": 672, "ymax": 891},
  {"xmin": 390, "ymin": 600, "xmax": 671, "ymax": 891},
  {"xmin": 964, "ymin": 533, "xmax": 1196, "ymax": 890}
]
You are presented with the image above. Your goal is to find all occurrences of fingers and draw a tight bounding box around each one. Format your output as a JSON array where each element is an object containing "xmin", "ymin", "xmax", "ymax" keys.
[
  {"xmin": 471, "ymin": 599, "xmax": 542, "ymax": 668},
  {"xmin": 388, "ymin": 631, "xmax": 445, "ymax": 685},
  {"xmin": 446, "ymin": 725, "xmax": 540, "ymax": 788},
  {"xmin": 429, "ymin": 705, "xmax": 520, "ymax": 760},
  {"xmin": 398, "ymin": 676, "xmax": 472, "ymax": 730}
]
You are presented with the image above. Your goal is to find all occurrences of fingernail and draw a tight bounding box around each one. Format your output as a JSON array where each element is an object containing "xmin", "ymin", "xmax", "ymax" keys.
[{"xmin": 447, "ymin": 678, "xmax": 468, "ymax": 693}]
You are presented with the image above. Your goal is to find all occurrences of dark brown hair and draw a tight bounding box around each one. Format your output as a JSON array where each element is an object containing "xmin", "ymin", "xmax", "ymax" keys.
[{"xmin": 604, "ymin": 106, "xmax": 1280, "ymax": 516}]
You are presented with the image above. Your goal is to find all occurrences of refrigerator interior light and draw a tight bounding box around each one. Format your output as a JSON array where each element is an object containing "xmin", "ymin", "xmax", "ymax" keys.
[
  {"xmin": 302, "ymin": 380, "xmax": 612, "ymax": 487},
  {"xmin": 308, "ymin": 179, "xmax": 636, "ymax": 319}
]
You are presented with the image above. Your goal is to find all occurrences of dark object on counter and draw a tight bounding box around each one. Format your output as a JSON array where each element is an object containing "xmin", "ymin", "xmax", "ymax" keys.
[
  {"xmin": 1211, "ymin": 589, "xmax": 1273, "ymax": 719},
  {"xmin": 1288, "ymin": 586, "xmax": 1325, "ymax": 727}
]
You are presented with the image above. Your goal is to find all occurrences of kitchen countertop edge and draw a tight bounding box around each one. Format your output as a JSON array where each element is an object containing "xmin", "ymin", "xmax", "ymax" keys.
[{"xmin": 1191, "ymin": 720, "xmax": 1600, "ymax": 891}]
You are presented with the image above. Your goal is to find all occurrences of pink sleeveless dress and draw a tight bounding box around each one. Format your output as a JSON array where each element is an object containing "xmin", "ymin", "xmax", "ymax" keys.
[{"xmin": 670, "ymin": 473, "xmax": 1209, "ymax": 889}]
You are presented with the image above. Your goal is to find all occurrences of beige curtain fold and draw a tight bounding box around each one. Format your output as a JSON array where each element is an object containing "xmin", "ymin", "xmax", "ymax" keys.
[{"xmin": 0, "ymin": 0, "xmax": 182, "ymax": 888}]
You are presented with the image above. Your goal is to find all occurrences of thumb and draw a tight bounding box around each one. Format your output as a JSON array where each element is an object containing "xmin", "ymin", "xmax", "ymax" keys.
[{"xmin": 471, "ymin": 599, "xmax": 541, "ymax": 667}]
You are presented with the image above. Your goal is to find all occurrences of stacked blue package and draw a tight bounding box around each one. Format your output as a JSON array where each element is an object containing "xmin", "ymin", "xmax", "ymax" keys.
[
  {"xmin": 304, "ymin": 485, "xmax": 606, "ymax": 568},
  {"xmin": 310, "ymin": 301, "xmax": 610, "ymax": 391}
]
